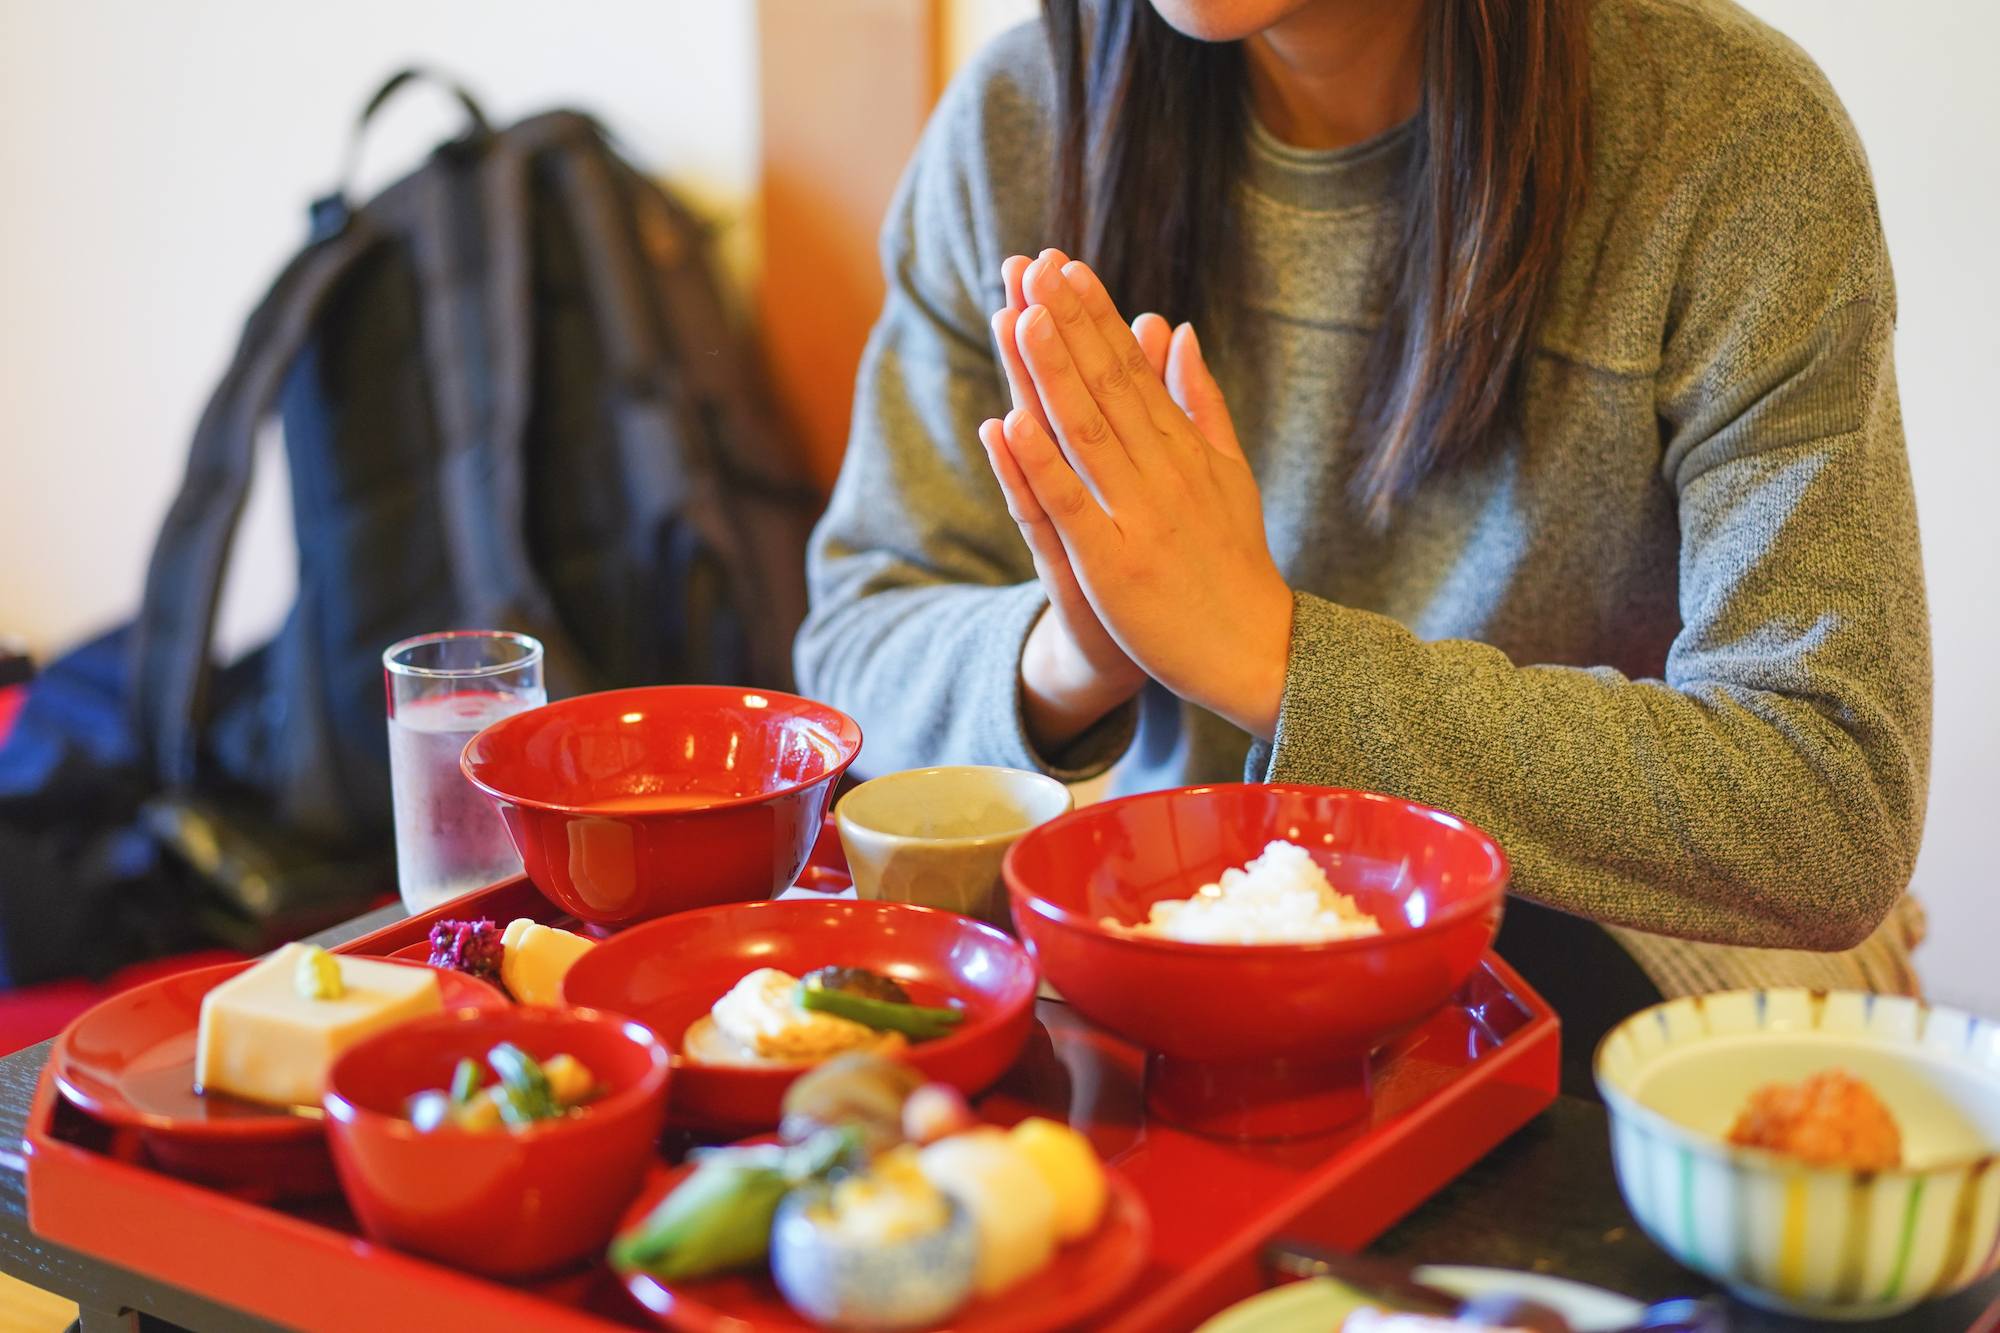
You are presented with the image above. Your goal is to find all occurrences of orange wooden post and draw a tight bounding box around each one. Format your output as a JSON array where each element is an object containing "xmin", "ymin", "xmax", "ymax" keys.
[{"xmin": 758, "ymin": 0, "xmax": 947, "ymax": 493}]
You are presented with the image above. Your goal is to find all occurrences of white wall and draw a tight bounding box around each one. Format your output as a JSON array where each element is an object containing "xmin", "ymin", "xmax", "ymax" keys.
[
  {"xmin": 0, "ymin": 0, "xmax": 758, "ymax": 664},
  {"xmin": 1, "ymin": 0, "xmax": 1992, "ymax": 1016},
  {"xmin": 1732, "ymin": 1, "xmax": 2000, "ymax": 1019}
]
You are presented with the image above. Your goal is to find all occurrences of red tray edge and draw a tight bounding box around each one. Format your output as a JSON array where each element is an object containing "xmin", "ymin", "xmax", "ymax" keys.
[
  {"xmin": 34, "ymin": 866, "xmax": 1561, "ymax": 1333},
  {"xmin": 1104, "ymin": 953, "xmax": 1559, "ymax": 1333},
  {"xmin": 22, "ymin": 1061, "xmax": 629, "ymax": 1333}
]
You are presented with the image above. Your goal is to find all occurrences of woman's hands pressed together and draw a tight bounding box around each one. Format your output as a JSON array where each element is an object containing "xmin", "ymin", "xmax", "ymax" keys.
[{"xmin": 980, "ymin": 250, "xmax": 1295, "ymax": 747}]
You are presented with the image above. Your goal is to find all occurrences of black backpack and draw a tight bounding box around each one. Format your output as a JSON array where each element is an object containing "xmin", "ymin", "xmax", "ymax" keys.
[{"xmin": 0, "ymin": 71, "xmax": 818, "ymax": 979}]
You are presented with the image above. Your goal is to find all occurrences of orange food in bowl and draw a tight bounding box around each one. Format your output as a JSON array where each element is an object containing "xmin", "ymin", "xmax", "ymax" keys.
[{"xmin": 1726, "ymin": 1067, "xmax": 1902, "ymax": 1171}]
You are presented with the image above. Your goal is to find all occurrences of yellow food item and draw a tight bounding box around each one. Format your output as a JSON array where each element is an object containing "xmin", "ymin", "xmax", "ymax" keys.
[
  {"xmin": 499, "ymin": 918, "xmax": 596, "ymax": 1007},
  {"xmin": 293, "ymin": 945, "xmax": 345, "ymax": 1000},
  {"xmin": 195, "ymin": 944, "xmax": 442, "ymax": 1107},
  {"xmin": 455, "ymin": 1090, "xmax": 505, "ymax": 1132},
  {"xmin": 1009, "ymin": 1116, "xmax": 1107, "ymax": 1241},
  {"xmin": 917, "ymin": 1127, "xmax": 1058, "ymax": 1296},
  {"xmin": 542, "ymin": 1052, "xmax": 597, "ymax": 1107},
  {"xmin": 684, "ymin": 968, "xmax": 910, "ymax": 1067}
]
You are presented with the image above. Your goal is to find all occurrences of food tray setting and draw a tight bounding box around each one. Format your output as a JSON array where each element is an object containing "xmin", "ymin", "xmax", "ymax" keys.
[{"xmin": 26, "ymin": 845, "xmax": 1558, "ymax": 1333}]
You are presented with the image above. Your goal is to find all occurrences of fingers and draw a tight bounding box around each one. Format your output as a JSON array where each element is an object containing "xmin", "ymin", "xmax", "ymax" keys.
[
  {"xmin": 981, "ymin": 414, "xmax": 1095, "ymax": 612},
  {"xmin": 1013, "ymin": 304, "xmax": 1138, "ymax": 508},
  {"xmin": 995, "ymin": 405, "xmax": 1117, "ymax": 548},
  {"xmin": 1057, "ymin": 261, "xmax": 1186, "ymax": 435},
  {"xmin": 991, "ymin": 306, "xmax": 1054, "ymax": 435},
  {"xmin": 1001, "ymin": 254, "xmax": 1033, "ymax": 312},
  {"xmin": 1020, "ymin": 255, "xmax": 1164, "ymax": 449},
  {"xmin": 1165, "ymin": 321, "xmax": 1244, "ymax": 461},
  {"xmin": 1132, "ymin": 313, "xmax": 1172, "ymax": 382},
  {"xmin": 979, "ymin": 415, "xmax": 1045, "ymax": 529}
]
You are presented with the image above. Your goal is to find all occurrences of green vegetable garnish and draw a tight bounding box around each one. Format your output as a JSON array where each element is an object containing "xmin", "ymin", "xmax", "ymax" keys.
[
  {"xmin": 609, "ymin": 1127, "xmax": 860, "ymax": 1281},
  {"xmin": 486, "ymin": 1042, "xmax": 558, "ymax": 1126},
  {"xmin": 610, "ymin": 1159, "xmax": 790, "ymax": 1280},
  {"xmin": 449, "ymin": 1057, "xmax": 483, "ymax": 1106},
  {"xmin": 797, "ymin": 978, "xmax": 967, "ymax": 1041}
]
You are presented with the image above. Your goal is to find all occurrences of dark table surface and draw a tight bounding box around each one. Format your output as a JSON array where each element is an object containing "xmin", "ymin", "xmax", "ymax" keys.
[{"xmin": 4, "ymin": 904, "xmax": 1996, "ymax": 1333}]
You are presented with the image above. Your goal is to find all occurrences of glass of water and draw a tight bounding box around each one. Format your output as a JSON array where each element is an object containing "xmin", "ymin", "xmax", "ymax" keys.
[{"xmin": 383, "ymin": 630, "xmax": 545, "ymax": 915}]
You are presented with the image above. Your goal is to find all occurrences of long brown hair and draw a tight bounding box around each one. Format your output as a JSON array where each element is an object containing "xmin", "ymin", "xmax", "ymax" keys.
[{"xmin": 1045, "ymin": 0, "xmax": 1593, "ymax": 521}]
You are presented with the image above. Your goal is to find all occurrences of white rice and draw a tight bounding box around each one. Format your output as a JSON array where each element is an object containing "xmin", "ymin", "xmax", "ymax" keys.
[{"xmin": 1105, "ymin": 840, "xmax": 1382, "ymax": 945}]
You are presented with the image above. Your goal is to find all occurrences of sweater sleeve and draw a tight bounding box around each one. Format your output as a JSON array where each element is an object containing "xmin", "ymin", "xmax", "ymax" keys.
[
  {"xmin": 1254, "ymin": 58, "xmax": 1931, "ymax": 952},
  {"xmin": 792, "ymin": 27, "xmax": 1136, "ymax": 781}
]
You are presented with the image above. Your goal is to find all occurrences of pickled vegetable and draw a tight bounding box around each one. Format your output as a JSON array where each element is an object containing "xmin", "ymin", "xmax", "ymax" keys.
[{"xmin": 407, "ymin": 1045, "xmax": 597, "ymax": 1133}]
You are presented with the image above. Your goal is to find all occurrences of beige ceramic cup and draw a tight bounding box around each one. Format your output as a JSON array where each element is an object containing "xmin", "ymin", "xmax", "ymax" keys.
[{"xmin": 833, "ymin": 766, "xmax": 1074, "ymax": 929}]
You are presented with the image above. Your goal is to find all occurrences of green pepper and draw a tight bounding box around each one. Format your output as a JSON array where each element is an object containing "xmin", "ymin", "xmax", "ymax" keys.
[
  {"xmin": 609, "ymin": 1158, "xmax": 789, "ymax": 1280},
  {"xmin": 608, "ymin": 1127, "xmax": 860, "ymax": 1281},
  {"xmin": 486, "ymin": 1042, "xmax": 558, "ymax": 1126},
  {"xmin": 796, "ymin": 980, "xmax": 967, "ymax": 1041}
]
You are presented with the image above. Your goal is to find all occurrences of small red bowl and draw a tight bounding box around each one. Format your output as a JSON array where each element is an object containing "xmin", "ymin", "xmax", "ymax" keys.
[
  {"xmin": 51, "ymin": 960, "xmax": 507, "ymax": 1201},
  {"xmin": 461, "ymin": 686, "xmax": 863, "ymax": 928},
  {"xmin": 323, "ymin": 1007, "xmax": 670, "ymax": 1279},
  {"xmin": 1004, "ymin": 784, "xmax": 1508, "ymax": 1139},
  {"xmin": 561, "ymin": 899, "xmax": 1038, "ymax": 1132}
]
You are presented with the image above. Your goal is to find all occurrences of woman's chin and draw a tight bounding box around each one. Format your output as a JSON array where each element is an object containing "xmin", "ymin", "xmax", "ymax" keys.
[{"xmin": 1146, "ymin": 0, "xmax": 1321, "ymax": 44}]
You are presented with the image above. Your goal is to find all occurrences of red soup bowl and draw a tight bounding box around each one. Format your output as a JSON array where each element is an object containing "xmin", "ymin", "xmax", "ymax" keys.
[
  {"xmin": 323, "ymin": 1007, "xmax": 670, "ymax": 1280},
  {"xmin": 561, "ymin": 898, "xmax": 1039, "ymax": 1132},
  {"xmin": 1004, "ymin": 783, "xmax": 1508, "ymax": 1140},
  {"xmin": 461, "ymin": 685, "xmax": 863, "ymax": 928}
]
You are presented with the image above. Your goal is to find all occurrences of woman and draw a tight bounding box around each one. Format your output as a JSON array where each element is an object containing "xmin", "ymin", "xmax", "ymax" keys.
[{"xmin": 795, "ymin": 0, "xmax": 1929, "ymax": 1088}]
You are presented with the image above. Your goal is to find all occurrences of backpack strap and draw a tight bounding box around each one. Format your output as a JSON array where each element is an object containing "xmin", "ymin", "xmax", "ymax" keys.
[
  {"xmin": 129, "ymin": 222, "xmax": 385, "ymax": 789},
  {"xmin": 334, "ymin": 68, "xmax": 491, "ymax": 207}
]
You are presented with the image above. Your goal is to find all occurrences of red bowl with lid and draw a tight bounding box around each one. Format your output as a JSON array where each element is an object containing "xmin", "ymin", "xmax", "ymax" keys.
[
  {"xmin": 461, "ymin": 685, "xmax": 863, "ymax": 928},
  {"xmin": 561, "ymin": 898, "xmax": 1039, "ymax": 1132},
  {"xmin": 323, "ymin": 1006, "xmax": 670, "ymax": 1279},
  {"xmin": 1004, "ymin": 784, "xmax": 1508, "ymax": 1140}
]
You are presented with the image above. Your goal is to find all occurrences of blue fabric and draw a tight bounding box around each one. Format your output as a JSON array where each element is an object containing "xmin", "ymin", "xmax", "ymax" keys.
[{"xmin": 0, "ymin": 627, "xmax": 137, "ymax": 800}]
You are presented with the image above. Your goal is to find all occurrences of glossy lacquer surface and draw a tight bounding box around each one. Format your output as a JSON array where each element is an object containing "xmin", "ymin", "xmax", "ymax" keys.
[
  {"xmin": 461, "ymin": 686, "xmax": 863, "ymax": 927},
  {"xmin": 562, "ymin": 899, "xmax": 1038, "ymax": 1131},
  {"xmin": 1005, "ymin": 784, "xmax": 1508, "ymax": 1138},
  {"xmin": 323, "ymin": 1007, "xmax": 670, "ymax": 1280},
  {"xmin": 51, "ymin": 961, "xmax": 507, "ymax": 1200}
]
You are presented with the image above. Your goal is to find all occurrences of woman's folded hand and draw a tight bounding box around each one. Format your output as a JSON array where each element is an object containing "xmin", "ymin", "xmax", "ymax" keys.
[
  {"xmin": 979, "ymin": 251, "xmax": 1293, "ymax": 741},
  {"xmin": 984, "ymin": 254, "xmax": 1149, "ymax": 753}
]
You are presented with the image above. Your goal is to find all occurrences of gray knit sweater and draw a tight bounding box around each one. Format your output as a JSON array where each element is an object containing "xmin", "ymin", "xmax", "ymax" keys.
[{"xmin": 796, "ymin": 0, "xmax": 1932, "ymax": 993}]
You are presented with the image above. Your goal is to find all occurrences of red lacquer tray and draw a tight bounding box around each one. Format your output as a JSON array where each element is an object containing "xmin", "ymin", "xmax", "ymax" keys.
[{"xmin": 25, "ymin": 835, "xmax": 1558, "ymax": 1333}]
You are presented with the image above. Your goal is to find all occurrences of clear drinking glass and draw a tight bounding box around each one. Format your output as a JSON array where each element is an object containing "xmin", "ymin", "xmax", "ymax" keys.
[{"xmin": 383, "ymin": 630, "xmax": 546, "ymax": 914}]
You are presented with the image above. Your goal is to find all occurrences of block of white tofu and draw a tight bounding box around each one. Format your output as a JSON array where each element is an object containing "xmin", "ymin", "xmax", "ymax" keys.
[
  {"xmin": 194, "ymin": 943, "xmax": 443, "ymax": 1107},
  {"xmin": 500, "ymin": 918, "xmax": 595, "ymax": 1008}
]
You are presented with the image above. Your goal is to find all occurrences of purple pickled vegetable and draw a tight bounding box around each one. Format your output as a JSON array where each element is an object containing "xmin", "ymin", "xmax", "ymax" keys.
[{"xmin": 428, "ymin": 918, "xmax": 503, "ymax": 984}]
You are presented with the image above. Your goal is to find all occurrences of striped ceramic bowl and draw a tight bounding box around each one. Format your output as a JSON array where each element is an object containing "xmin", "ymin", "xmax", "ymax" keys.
[{"xmin": 1596, "ymin": 989, "xmax": 2000, "ymax": 1321}]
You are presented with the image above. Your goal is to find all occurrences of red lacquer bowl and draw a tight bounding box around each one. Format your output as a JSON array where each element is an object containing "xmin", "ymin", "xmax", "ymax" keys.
[
  {"xmin": 616, "ymin": 1156, "xmax": 1151, "ymax": 1333},
  {"xmin": 561, "ymin": 899, "xmax": 1039, "ymax": 1132},
  {"xmin": 323, "ymin": 1007, "xmax": 671, "ymax": 1280},
  {"xmin": 50, "ymin": 960, "xmax": 507, "ymax": 1201},
  {"xmin": 1004, "ymin": 784, "xmax": 1508, "ymax": 1139},
  {"xmin": 461, "ymin": 686, "xmax": 864, "ymax": 928}
]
